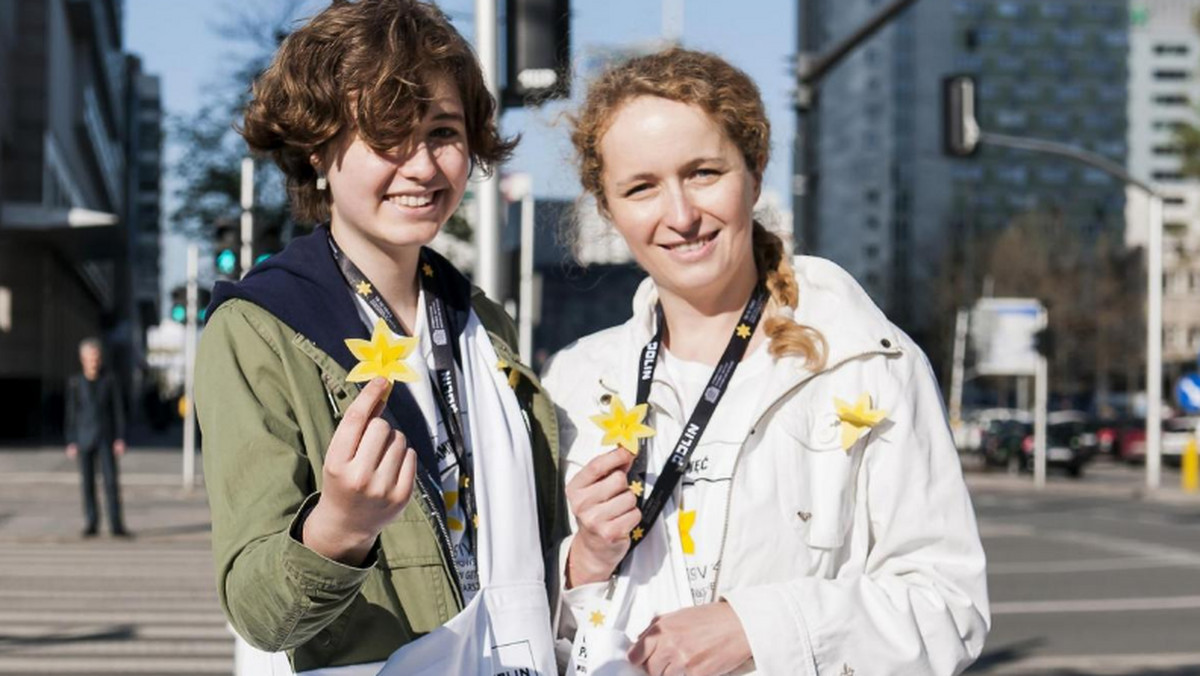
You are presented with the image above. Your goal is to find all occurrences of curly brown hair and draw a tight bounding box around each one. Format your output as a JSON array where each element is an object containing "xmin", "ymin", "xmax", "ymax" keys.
[
  {"xmin": 570, "ymin": 47, "xmax": 825, "ymax": 368},
  {"xmin": 241, "ymin": 0, "xmax": 516, "ymax": 223}
]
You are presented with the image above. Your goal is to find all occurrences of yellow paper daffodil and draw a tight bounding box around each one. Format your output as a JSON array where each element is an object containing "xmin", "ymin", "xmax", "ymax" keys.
[
  {"xmin": 678, "ymin": 510, "xmax": 697, "ymax": 555},
  {"xmin": 590, "ymin": 395, "xmax": 655, "ymax": 453},
  {"xmin": 589, "ymin": 610, "xmax": 606, "ymax": 627},
  {"xmin": 834, "ymin": 393, "xmax": 887, "ymax": 452},
  {"xmin": 344, "ymin": 318, "xmax": 419, "ymax": 385}
]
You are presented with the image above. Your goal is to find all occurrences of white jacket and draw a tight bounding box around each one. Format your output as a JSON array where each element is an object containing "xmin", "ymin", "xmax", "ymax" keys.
[{"xmin": 543, "ymin": 256, "xmax": 989, "ymax": 676}]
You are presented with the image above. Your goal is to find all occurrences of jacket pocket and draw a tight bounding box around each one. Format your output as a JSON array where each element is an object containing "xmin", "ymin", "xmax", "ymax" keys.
[{"xmin": 781, "ymin": 409, "xmax": 858, "ymax": 550}]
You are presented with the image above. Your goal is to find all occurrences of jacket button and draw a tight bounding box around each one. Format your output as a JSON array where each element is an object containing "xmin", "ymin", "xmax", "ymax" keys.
[
  {"xmin": 880, "ymin": 339, "xmax": 892, "ymax": 348},
  {"xmin": 600, "ymin": 393, "xmax": 612, "ymax": 405}
]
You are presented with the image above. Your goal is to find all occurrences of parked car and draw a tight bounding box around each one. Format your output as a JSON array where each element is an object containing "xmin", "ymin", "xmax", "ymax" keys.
[
  {"xmin": 1163, "ymin": 416, "xmax": 1199, "ymax": 467},
  {"xmin": 1019, "ymin": 414, "xmax": 1099, "ymax": 478},
  {"xmin": 980, "ymin": 419, "xmax": 1032, "ymax": 471},
  {"xmin": 1115, "ymin": 419, "xmax": 1147, "ymax": 464}
]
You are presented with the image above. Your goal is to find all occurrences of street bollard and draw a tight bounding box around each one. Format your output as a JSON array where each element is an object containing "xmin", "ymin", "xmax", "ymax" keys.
[{"xmin": 1184, "ymin": 437, "xmax": 1199, "ymax": 494}]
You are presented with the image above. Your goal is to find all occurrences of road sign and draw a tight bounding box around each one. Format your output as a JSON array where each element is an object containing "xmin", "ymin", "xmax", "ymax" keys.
[
  {"xmin": 1176, "ymin": 373, "xmax": 1200, "ymax": 414},
  {"xmin": 971, "ymin": 298, "xmax": 1044, "ymax": 376}
]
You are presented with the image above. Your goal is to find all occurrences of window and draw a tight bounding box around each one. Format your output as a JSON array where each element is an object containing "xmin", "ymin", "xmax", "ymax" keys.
[
  {"xmin": 1154, "ymin": 94, "xmax": 1189, "ymax": 106},
  {"xmin": 997, "ymin": 1, "xmax": 1022, "ymax": 19},
  {"xmin": 1164, "ymin": 196, "xmax": 1187, "ymax": 206},
  {"xmin": 1154, "ymin": 70, "xmax": 1190, "ymax": 81},
  {"xmin": 1154, "ymin": 44, "xmax": 1190, "ymax": 56},
  {"xmin": 0, "ymin": 287, "xmax": 9, "ymax": 332},
  {"xmin": 865, "ymin": 245, "xmax": 879, "ymax": 260},
  {"xmin": 1152, "ymin": 120, "xmax": 1187, "ymax": 131},
  {"xmin": 995, "ymin": 109, "xmax": 1028, "ymax": 128},
  {"xmin": 867, "ymin": 216, "xmax": 881, "ymax": 230},
  {"xmin": 1039, "ymin": 166, "xmax": 1070, "ymax": 184},
  {"xmin": 1040, "ymin": 2, "xmax": 1068, "ymax": 19},
  {"xmin": 1153, "ymin": 170, "xmax": 1185, "ymax": 182},
  {"xmin": 1153, "ymin": 145, "xmax": 1182, "ymax": 156}
]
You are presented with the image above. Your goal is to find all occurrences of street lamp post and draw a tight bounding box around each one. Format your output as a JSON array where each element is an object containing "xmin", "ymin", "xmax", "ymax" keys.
[
  {"xmin": 474, "ymin": 0, "xmax": 503, "ymax": 299},
  {"xmin": 972, "ymin": 131, "xmax": 1165, "ymax": 490}
]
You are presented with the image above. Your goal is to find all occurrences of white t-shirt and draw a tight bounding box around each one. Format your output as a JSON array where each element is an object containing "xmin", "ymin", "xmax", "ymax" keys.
[
  {"xmin": 651, "ymin": 342, "xmax": 772, "ymax": 606},
  {"xmin": 350, "ymin": 288, "xmax": 480, "ymax": 604}
]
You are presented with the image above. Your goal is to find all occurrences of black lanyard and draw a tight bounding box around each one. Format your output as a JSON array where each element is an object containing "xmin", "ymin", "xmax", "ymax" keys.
[
  {"xmin": 622, "ymin": 284, "xmax": 769, "ymax": 564},
  {"xmin": 327, "ymin": 234, "xmax": 478, "ymax": 551}
]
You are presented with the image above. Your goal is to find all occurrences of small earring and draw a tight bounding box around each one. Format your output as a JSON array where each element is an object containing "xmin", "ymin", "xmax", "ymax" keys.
[{"xmin": 316, "ymin": 173, "xmax": 327, "ymax": 191}]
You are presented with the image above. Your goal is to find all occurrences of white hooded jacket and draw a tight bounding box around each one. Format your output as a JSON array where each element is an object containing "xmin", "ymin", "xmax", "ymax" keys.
[{"xmin": 543, "ymin": 256, "xmax": 990, "ymax": 676}]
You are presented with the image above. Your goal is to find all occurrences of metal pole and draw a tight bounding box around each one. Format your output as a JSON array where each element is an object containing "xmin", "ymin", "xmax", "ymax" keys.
[
  {"xmin": 240, "ymin": 157, "xmax": 254, "ymax": 276},
  {"xmin": 662, "ymin": 0, "xmax": 684, "ymax": 43},
  {"xmin": 519, "ymin": 190, "xmax": 535, "ymax": 360},
  {"xmin": 949, "ymin": 308, "xmax": 968, "ymax": 429},
  {"xmin": 183, "ymin": 244, "xmax": 198, "ymax": 492},
  {"xmin": 976, "ymin": 131, "xmax": 1165, "ymax": 491},
  {"xmin": 474, "ymin": 0, "xmax": 502, "ymax": 299},
  {"xmin": 1147, "ymin": 194, "xmax": 1164, "ymax": 490},
  {"xmin": 1034, "ymin": 307, "xmax": 1049, "ymax": 489}
]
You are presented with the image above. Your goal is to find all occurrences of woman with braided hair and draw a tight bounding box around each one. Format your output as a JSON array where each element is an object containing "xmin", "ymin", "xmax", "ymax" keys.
[{"xmin": 543, "ymin": 47, "xmax": 989, "ymax": 676}]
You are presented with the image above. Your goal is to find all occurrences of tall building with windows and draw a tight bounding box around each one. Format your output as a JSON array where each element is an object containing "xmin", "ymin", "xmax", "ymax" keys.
[
  {"xmin": 801, "ymin": 0, "xmax": 955, "ymax": 345},
  {"xmin": 800, "ymin": 0, "xmax": 1129, "ymax": 354},
  {"xmin": 1127, "ymin": 0, "xmax": 1200, "ymax": 373},
  {"xmin": 0, "ymin": 0, "xmax": 162, "ymax": 442}
]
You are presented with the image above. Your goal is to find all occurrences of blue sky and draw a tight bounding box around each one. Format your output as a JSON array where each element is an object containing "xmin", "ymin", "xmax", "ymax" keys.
[{"xmin": 124, "ymin": 0, "xmax": 798, "ymax": 291}]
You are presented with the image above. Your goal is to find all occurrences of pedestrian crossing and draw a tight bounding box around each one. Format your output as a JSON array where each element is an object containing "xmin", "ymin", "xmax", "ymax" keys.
[{"xmin": 0, "ymin": 538, "xmax": 234, "ymax": 674}]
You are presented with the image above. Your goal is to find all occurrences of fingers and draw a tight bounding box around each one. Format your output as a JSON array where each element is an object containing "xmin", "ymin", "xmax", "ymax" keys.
[
  {"xmin": 394, "ymin": 447, "xmax": 418, "ymax": 502},
  {"xmin": 572, "ymin": 447, "xmax": 635, "ymax": 488},
  {"xmin": 327, "ymin": 378, "xmax": 390, "ymax": 464},
  {"xmin": 352, "ymin": 418, "xmax": 396, "ymax": 473},
  {"xmin": 568, "ymin": 449, "xmax": 638, "ymax": 511},
  {"xmin": 371, "ymin": 431, "xmax": 412, "ymax": 496}
]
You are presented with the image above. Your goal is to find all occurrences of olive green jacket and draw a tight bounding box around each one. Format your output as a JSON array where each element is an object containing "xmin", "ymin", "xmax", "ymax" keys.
[{"xmin": 196, "ymin": 292, "xmax": 560, "ymax": 672}]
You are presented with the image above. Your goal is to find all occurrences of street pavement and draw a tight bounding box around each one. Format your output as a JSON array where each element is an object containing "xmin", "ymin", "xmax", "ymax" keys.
[
  {"xmin": 0, "ymin": 446, "xmax": 1198, "ymax": 675},
  {"xmin": 966, "ymin": 460, "xmax": 1200, "ymax": 675},
  {"xmin": 0, "ymin": 446, "xmax": 229, "ymax": 675}
]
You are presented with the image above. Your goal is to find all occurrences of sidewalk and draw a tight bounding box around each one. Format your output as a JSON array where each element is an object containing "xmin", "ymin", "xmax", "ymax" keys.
[
  {"xmin": 963, "ymin": 455, "xmax": 1200, "ymax": 506},
  {"xmin": 0, "ymin": 445, "xmax": 201, "ymax": 487},
  {"xmin": 0, "ymin": 446, "xmax": 209, "ymax": 542}
]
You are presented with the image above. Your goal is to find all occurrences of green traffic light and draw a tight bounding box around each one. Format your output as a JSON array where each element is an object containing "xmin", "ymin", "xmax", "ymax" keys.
[
  {"xmin": 216, "ymin": 249, "xmax": 238, "ymax": 276},
  {"xmin": 171, "ymin": 305, "xmax": 186, "ymax": 323},
  {"xmin": 199, "ymin": 307, "xmax": 208, "ymax": 322},
  {"xmin": 254, "ymin": 253, "xmax": 272, "ymax": 265}
]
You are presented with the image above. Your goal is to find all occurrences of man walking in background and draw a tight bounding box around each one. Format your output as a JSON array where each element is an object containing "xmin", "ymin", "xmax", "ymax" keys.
[{"xmin": 65, "ymin": 338, "xmax": 130, "ymax": 538}]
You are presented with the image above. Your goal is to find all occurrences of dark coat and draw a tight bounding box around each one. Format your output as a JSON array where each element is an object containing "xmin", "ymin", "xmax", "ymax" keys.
[{"xmin": 65, "ymin": 372, "xmax": 125, "ymax": 449}]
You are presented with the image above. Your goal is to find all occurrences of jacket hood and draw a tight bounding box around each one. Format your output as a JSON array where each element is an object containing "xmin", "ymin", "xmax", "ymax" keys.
[{"xmin": 207, "ymin": 224, "xmax": 473, "ymax": 376}]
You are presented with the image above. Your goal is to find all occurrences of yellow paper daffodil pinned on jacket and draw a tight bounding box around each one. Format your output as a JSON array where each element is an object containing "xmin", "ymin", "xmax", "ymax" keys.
[
  {"xmin": 590, "ymin": 395, "xmax": 655, "ymax": 454},
  {"xmin": 834, "ymin": 393, "xmax": 887, "ymax": 453},
  {"xmin": 344, "ymin": 319, "xmax": 419, "ymax": 389}
]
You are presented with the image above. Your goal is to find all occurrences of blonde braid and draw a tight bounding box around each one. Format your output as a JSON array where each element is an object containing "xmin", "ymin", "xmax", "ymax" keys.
[{"xmin": 753, "ymin": 222, "xmax": 827, "ymax": 369}]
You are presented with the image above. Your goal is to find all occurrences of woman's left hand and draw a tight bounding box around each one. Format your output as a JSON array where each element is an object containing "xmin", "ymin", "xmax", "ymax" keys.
[{"xmin": 627, "ymin": 601, "xmax": 753, "ymax": 676}]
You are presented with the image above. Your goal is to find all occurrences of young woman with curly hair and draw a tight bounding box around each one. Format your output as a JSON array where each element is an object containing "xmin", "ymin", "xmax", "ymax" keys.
[
  {"xmin": 195, "ymin": 2, "xmax": 559, "ymax": 674},
  {"xmin": 544, "ymin": 47, "xmax": 989, "ymax": 676}
]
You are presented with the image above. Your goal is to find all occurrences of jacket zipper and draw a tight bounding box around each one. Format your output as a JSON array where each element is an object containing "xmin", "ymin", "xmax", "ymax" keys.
[{"xmin": 414, "ymin": 474, "xmax": 466, "ymax": 608}]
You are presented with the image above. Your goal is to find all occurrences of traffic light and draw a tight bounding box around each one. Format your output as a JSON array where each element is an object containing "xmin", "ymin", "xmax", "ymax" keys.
[
  {"xmin": 1034, "ymin": 327, "xmax": 1055, "ymax": 359},
  {"xmin": 252, "ymin": 224, "xmax": 283, "ymax": 267},
  {"xmin": 213, "ymin": 219, "xmax": 241, "ymax": 279},
  {"xmin": 170, "ymin": 285, "xmax": 187, "ymax": 323},
  {"xmin": 943, "ymin": 74, "xmax": 980, "ymax": 157},
  {"xmin": 504, "ymin": 0, "xmax": 571, "ymax": 107},
  {"xmin": 168, "ymin": 285, "xmax": 212, "ymax": 324}
]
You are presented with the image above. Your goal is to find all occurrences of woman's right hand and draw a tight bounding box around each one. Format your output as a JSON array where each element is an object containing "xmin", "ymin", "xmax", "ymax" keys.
[
  {"xmin": 565, "ymin": 448, "xmax": 642, "ymax": 588},
  {"xmin": 302, "ymin": 377, "xmax": 419, "ymax": 566}
]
